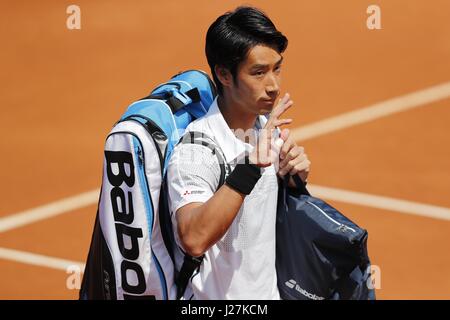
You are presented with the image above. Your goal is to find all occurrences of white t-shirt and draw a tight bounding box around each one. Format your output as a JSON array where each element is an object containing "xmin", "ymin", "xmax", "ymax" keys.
[{"xmin": 167, "ymin": 98, "xmax": 280, "ymax": 300}]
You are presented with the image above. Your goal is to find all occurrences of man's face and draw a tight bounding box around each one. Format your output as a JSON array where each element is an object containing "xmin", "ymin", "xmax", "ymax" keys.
[{"xmin": 230, "ymin": 44, "xmax": 283, "ymax": 115}]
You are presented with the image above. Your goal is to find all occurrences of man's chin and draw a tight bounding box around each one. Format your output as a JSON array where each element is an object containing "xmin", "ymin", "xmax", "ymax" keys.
[
  {"xmin": 260, "ymin": 100, "xmax": 275, "ymax": 111},
  {"xmin": 253, "ymin": 101, "xmax": 275, "ymax": 115},
  {"xmin": 258, "ymin": 106, "xmax": 274, "ymax": 115}
]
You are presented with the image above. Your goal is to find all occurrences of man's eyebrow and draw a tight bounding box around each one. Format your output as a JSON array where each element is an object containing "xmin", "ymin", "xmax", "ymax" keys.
[
  {"xmin": 250, "ymin": 64, "xmax": 268, "ymax": 70},
  {"xmin": 250, "ymin": 57, "xmax": 284, "ymax": 70},
  {"xmin": 275, "ymin": 56, "xmax": 284, "ymax": 66}
]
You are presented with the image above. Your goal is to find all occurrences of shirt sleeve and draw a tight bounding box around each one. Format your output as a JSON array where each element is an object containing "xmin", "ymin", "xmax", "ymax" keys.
[{"xmin": 167, "ymin": 142, "xmax": 221, "ymax": 216}]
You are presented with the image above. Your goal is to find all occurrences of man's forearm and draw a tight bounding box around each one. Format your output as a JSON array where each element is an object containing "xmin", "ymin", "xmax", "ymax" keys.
[{"xmin": 177, "ymin": 183, "xmax": 245, "ymax": 257}]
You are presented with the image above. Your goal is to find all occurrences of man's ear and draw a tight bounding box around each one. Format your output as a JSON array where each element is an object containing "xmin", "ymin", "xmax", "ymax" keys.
[{"xmin": 214, "ymin": 65, "xmax": 233, "ymax": 89}]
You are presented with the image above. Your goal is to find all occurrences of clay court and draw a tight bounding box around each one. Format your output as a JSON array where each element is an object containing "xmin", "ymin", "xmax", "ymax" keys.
[{"xmin": 1, "ymin": 0, "xmax": 449, "ymax": 299}]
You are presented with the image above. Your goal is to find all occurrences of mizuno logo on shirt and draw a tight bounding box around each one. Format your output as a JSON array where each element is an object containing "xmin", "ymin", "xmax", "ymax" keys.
[{"xmin": 182, "ymin": 190, "xmax": 205, "ymax": 196}]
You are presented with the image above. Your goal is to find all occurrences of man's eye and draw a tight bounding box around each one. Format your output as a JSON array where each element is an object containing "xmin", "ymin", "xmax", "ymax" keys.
[
  {"xmin": 254, "ymin": 71, "xmax": 265, "ymax": 77},
  {"xmin": 274, "ymin": 65, "xmax": 282, "ymax": 73}
]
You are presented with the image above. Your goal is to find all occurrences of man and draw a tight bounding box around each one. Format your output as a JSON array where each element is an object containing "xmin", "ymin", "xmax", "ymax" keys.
[{"xmin": 167, "ymin": 6, "xmax": 311, "ymax": 299}]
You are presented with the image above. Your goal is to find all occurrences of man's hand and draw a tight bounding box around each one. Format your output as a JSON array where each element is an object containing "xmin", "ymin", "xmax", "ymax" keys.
[
  {"xmin": 248, "ymin": 92, "xmax": 311, "ymax": 187},
  {"xmin": 248, "ymin": 93, "xmax": 293, "ymax": 167},
  {"xmin": 278, "ymin": 128, "xmax": 310, "ymax": 185}
]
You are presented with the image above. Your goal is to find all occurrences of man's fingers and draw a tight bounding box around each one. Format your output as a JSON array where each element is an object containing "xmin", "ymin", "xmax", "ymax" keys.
[
  {"xmin": 279, "ymin": 150, "xmax": 305, "ymax": 173},
  {"xmin": 279, "ymin": 157, "xmax": 296, "ymax": 176},
  {"xmin": 279, "ymin": 129, "xmax": 290, "ymax": 159},
  {"xmin": 288, "ymin": 159, "xmax": 311, "ymax": 176},
  {"xmin": 280, "ymin": 140, "xmax": 296, "ymax": 161},
  {"xmin": 280, "ymin": 156, "xmax": 309, "ymax": 176},
  {"xmin": 254, "ymin": 93, "xmax": 296, "ymax": 168},
  {"xmin": 255, "ymin": 128, "xmax": 274, "ymax": 165},
  {"xmin": 280, "ymin": 145, "xmax": 305, "ymax": 167},
  {"xmin": 273, "ymin": 100, "xmax": 293, "ymax": 118},
  {"xmin": 280, "ymin": 128, "xmax": 289, "ymax": 142},
  {"xmin": 273, "ymin": 118, "xmax": 293, "ymax": 127},
  {"xmin": 277, "ymin": 93, "xmax": 290, "ymax": 107},
  {"xmin": 265, "ymin": 93, "xmax": 293, "ymax": 130}
]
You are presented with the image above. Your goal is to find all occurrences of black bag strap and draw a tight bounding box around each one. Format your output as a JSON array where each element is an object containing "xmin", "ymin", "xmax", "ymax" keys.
[
  {"xmin": 140, "ymin": 85, "xmax": 201, "ymax": 114},
  {"xmin": 118, "ymin": 114, "xmax": 164, "ymax": 137},
  {"xmin": 158, "ymin": 176, "xmax": 178, "ymax": 277},
  {"xmin": 142, "ymin": 93, "xmax": 185, "ymax": 114},
  {"xmin": 175, "ymin": 255, "xmax": 204, "ymax": 300},
  {"xmin": 179, "ymin": 131, "xmax": 230, "ymax": 188},
  {"xmin": 173, "ymin": 131, "xmax": 229, "ymax": 299},
  {"xmin": 282, "ymin": 173, "xmax": 310, "ymax": 196}
]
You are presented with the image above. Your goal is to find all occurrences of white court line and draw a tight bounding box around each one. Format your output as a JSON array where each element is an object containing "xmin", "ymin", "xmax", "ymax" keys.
[
  {"xmin": 1, "ymin": 82, "xmax": 450, "ymax": 235},
  {"xmin": 0, "ymin": 247, "xmax": 85, "ymax": 272},
  {"xmin": 1, "ymin": 183, "xmax": 450, "ymax": 271},
  {"xmin": 308, "ymin": 184, "xmax": 450, "ymax": 221},
  {"xmin": 0, "ymin": 189, "xmax": 99, "ymax": 233},
  {"xmin": 2, "ymin": 77, "xmax": 450, "ymax": 271},
  {"xmin": 2, "ymin": 183, "xmax": 449, "ymax": 272},
  {"xmin": 291, "ymin": 81, "xmax": 450, "ymax": 141}
]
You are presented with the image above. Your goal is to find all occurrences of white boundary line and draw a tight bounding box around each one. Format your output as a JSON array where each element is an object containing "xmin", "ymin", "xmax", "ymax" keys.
[
  {"xmin": 0, "ymin": 247, "xmax": 85, "ymax": 272},
  {"xmin": 0, "ymin": 189, "xmax": 99, "ymax": 233},
  {"xmin": 1, "ymin": 82, "xmax": 450, "ymax": 270},
  {"xmin": 291, "ymin": 81, "xmax": 450, "ymax": 142},
  {"xmin": 308, "ymin": 184, "xmax": 450, "ymax": 221},
  {"xmin": 1, "ymin": 182, "xmax": 449, "ymax": 271},
  {"xmin": 1, "ymin": 183, "xmax": 449, "ymax": 271},
  {"xmin": 1, "ymin": 82, "xmax": 450, "ymax": 234}
]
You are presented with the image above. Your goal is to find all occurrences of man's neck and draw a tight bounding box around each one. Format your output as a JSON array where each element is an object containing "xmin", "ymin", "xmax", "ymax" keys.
[{"xmin": 217, "ymin": 95, "xmax": 258, "ymax": 132}]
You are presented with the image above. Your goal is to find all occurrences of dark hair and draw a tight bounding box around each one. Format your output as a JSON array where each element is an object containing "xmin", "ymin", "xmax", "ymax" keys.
[{"xmin": 205, "ymin": 6, "xmax": 288, "ymax": 95}]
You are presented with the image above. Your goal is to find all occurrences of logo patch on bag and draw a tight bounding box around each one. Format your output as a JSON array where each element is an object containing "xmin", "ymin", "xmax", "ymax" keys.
[{"xmin": 285, "ymin": 279, "xmax": 325, "ymax": 300}]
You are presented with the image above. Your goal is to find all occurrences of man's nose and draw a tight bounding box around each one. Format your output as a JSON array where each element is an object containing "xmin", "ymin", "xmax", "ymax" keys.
[{"xmin": 266, "ymin": 72, "xmax": 280, "ymax": 97}]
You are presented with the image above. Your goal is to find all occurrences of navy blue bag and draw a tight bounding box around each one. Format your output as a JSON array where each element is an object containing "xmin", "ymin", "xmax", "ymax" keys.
[{"xmin": 276, "ymin": 176, "xmax": 376, "ymax": 300}]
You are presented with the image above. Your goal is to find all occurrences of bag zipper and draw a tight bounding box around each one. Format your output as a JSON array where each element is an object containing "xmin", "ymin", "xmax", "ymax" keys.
[
  {"xmin": 305, "ymin": 200, "xmax": 356, "ymax": 233},
  {"xmin": 134, "ymin": 139, "xmax": 168, "ymax": 300},
  {"xmin": 122, "ymin": 116, "xmax": 166, "ymax": 172}
]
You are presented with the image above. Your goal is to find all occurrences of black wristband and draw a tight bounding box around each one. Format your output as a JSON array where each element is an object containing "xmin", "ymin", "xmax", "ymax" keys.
[{"xmin": 225, "ymin": 158, "xmax": 262, "ymax": 195}]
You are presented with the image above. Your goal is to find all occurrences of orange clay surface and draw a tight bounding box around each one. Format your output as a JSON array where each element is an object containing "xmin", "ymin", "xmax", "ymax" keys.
[{"xmin": 1, "ymin": 1, "xmax": 449, "ymax": 299}]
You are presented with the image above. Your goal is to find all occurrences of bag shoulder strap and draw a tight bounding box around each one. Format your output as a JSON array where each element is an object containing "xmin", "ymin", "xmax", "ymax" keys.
[
  {"xmin": 173, "ymin": 130, "xmax": 230, "ymax": 299},
  {"xmin": 179, "ymin": 131, "xmax": 231, "ymax": 189},
  {"xmin": 141, "ymin": 82, "xmax": 201, "ymax": 114},
  {"xmin": 291, "ymin": 174, "xmax": 311, "ymax": 196}
]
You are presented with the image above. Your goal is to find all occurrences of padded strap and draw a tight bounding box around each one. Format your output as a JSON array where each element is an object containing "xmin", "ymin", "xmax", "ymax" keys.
[
  {"xmin": 158, "ymin": 176, "xmax": 177, "ymax": 276},
  {"xmin": 140, "ymin": 91, "xmax": 186, "ymax": 114},
  {"xmin": 179, "ymin": 131, "xmax": 230, "ymax": 189},
  {"xmin": 292, "ymin": 174, "xmax": 311, "ymax": 196},
  {"xmin": 118, "ymin": 115, "xmax": 164, "ymax": 137},
  {"xmin": 140, "ymin": 86, "xmax": 200, "ymax": 114},
  {"xmin": 175, "ymin": 255, "xmax": 204, "ymax": 300},
  {"xmin": 166, "ymin": 96, "xmax": 185, "ymax": 113},
  {"xmin": 174, "ymin": 131, "xmax": 230, "ymax": 299},
  {"xmin": 185, "ymin": 88, "xmax": 201, "ymax": 103}
]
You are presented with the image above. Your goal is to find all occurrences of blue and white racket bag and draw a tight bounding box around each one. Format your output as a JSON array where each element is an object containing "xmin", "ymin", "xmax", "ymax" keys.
[{"xmin": 80, "ymin": 70, "xmax": 216, "ymax": 300}]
